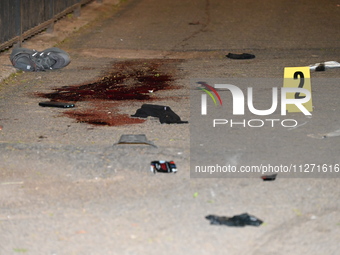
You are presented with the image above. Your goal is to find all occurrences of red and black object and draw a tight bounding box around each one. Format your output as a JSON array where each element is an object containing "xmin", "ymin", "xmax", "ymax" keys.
[
  {"xmin": 150, "ymin": 161, "xmax": 177, "ymax": 173},
  {"xmin": 261, "ymin": 174, "xmax": 277, "ymax": 181}
]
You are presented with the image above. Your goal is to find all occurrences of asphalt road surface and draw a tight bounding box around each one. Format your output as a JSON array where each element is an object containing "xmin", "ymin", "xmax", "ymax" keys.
[{"xmin": 0, "ymin": 0, "xmax": 339, "ymax": 254}]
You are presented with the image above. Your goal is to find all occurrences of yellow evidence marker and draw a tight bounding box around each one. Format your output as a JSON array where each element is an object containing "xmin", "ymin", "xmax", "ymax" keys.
[{"xmin": 283, "ymin": 66, "xmax": 313, "ymax": 113}]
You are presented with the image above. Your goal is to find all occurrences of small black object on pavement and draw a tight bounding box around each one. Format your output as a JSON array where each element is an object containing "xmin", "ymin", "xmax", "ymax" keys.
[
  {"xmin": 205, "ymin": 213, "xmax": 263, "ymax": 227},
  {"xmin": 131, "ymin": 104, "xmax": 188, "ymax": 124},
  {"xmin": 261, "ymin": 173, "xmax": 277, "ymax": 181},
  {"xmin": 39, "ymin": 101, "xmax": 75, "ymax": 108},
  {"xmin": 226, "ymin": 53, "xmax": 255, "ymax": 59}
]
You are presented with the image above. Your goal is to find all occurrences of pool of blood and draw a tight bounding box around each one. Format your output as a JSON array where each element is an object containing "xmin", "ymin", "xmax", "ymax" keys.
[{"xmin": 37, "ymin": 59, "xmax": 181, "ymax": 126}]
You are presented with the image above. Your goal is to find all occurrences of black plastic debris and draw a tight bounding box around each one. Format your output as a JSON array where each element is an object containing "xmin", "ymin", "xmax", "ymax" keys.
[
  {"xmin": 114, "ymin": 134, "xmax": 157, "ymax": 148},
  {"xmin": 205, "ymin": 213, "xmax": 263, "ymax": 227},
  {"xmin": 39, "ymin": 101, "xmax": 75, "ymax": 108},
  {"xmin": 150, "ymin": 161, "xmax": 177, "ymax": 173},
  {"xmin": 226, "ymin": 53, "xmax": 255, "ymax": 60},
  {"xmin": 131, "ymin": 104, "xmax": 188, "ymax": 124},
  {"xmin": 261, "ymin": 173, "xmax": 277, "ymax": 181}
]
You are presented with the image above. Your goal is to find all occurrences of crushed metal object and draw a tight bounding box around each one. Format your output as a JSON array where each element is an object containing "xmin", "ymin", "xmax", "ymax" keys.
[{"xmin": 114, "ymin": 134, "xmax": 157, "ymax": 148}]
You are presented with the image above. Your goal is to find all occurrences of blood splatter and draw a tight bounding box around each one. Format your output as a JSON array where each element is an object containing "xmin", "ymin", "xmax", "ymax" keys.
[
  {"xmin": 37, "ymin": 59, "xmax": 181, "ymax": 126},
  {"xmin": 64, "ymin": 110, "xmax": 146, "ymax": 126}
]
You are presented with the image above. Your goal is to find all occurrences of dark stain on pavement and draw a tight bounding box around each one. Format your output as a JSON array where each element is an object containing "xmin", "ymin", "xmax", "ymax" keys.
[{"xmin": 37, "ymin": 59, "xmax": 182, "ymax": 126}]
